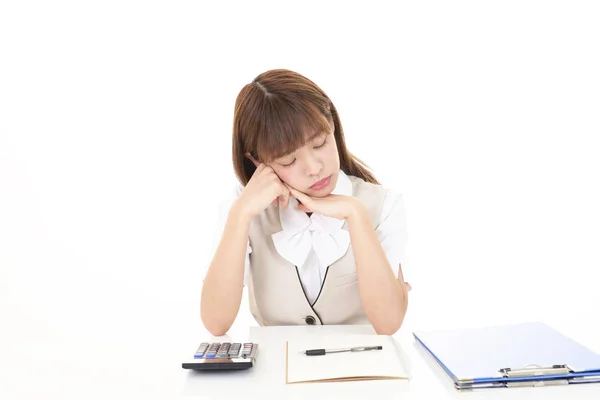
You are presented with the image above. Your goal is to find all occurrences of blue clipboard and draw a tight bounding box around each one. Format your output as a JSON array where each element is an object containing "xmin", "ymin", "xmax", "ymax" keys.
[{"xmin": 413, "ymin": 321, "xmax": 600, "ymax": 389}]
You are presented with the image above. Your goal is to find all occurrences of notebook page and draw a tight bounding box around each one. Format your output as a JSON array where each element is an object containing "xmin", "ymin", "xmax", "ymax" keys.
[{"xmin": 286, "ymin": 334, "xmax": 409, "ymax": 383}]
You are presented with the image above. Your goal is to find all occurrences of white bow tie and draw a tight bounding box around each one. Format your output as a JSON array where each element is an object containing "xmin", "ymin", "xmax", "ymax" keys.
[{"xmin": 271, "ymin": 198, "xmax": 350, "ymax": 268}]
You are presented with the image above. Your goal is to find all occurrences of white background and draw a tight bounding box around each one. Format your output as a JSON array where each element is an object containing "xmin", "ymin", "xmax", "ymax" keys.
[{"xmin": 1, "ymin": 1, "xmax": 599, "ymax": 398}]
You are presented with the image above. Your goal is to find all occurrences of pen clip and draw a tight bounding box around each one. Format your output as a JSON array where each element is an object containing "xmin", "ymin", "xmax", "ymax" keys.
[
  {"xmin": 351, "ymin": 346, "xmax": 383, "ymax": 352},
  {"xmin": 499, "ymin": 364, "xmax": 572, "ymax": 378}
]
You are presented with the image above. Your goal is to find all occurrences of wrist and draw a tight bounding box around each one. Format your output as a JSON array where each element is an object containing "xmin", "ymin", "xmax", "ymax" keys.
[
  {"xmin": 230, "ymin": 199, "xmax": 254, "ymax": 225},
  {"xmin": 345, "ymin": 197, "xmax": 367, "ymax": 221}
]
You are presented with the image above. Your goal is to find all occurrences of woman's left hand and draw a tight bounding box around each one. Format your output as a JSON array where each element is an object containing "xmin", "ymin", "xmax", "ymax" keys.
[{"xmin": 285, "ymin": 184, "xmax": 362, "ymax": 220}]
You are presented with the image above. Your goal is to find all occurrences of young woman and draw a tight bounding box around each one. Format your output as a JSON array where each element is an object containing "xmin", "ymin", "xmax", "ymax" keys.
[{"xmin": 201, "ymin": 69, "xmax": 411, "ymax": 336}]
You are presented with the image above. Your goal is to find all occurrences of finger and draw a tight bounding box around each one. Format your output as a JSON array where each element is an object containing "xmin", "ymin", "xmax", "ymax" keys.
[
  {"xmin": 245, "ymin": 152, "xmax": 260, "ymax": 167},
  {"xmin": 285, "ymin": 184, "xmax": 310, "ymax": 204},
  {"xmin": 252, "ymin": 162, "xmax": 267, "ymax": 174},
  {"xmin": 279, "ymin": 187, "xmax": 290, "ymax": 209},
  {"xmin": 264, "ymin": 165, "xmax": 280, "ymax": 178},
  {"xmin": 284, "ymin": 183, "xmax": 307, "ymax": 200}
]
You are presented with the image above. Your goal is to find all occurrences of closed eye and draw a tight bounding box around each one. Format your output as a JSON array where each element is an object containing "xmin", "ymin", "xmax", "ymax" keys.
[
  {"xmin": 279, "ymin": 137, "xmax": 327, "ymax": 167},
  {"xmin": 314, "ymin": 138, "xmax": 327, "ymax": 149}
]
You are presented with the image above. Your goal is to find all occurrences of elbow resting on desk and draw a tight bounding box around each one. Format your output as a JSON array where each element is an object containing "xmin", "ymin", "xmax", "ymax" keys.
[
  {"xmin": 202, "ymin": 323, "xmax": 229, "ymax": 337},
  {"xmin": 200, "ymin": 307, "xmax": 233, "ymax": 337},
  {"xmin": 200, "ymin": 279, "xmax": 243, "ymax": 337},
  {"xmin": 365, "ymin": 281, "xmax": 410, "ymax": 336},
  {"xmin": 373, "ymin": 297, "xmax": 408, "ymax": 335}
]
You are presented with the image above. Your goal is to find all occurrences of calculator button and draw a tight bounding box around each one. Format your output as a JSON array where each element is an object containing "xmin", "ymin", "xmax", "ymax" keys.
[
  {"xmin": 216, "ymin": 343, "xmax": 231, "ymax": 358},
  {"xmin": 228, "ymin": 343, "xmax": 241, "ymax": 357},
  {"xmin": 196, "ymin": 343, "xmax": 209, "ymax": 352},
  {"xmin": 194, "ymin": 342, "xmax": 210, "ymax": 358},
  {"xmin": 193, "ymin": 342, "xmax": 255, "ymax": 360},
  {"xmin": 242, "ymin": 344, "xmax": 253, "ymax": 357}
]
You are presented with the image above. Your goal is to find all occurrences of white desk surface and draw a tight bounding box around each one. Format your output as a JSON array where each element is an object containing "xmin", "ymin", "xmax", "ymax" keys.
[
  {"xmin": 4, "ymin": 312, "xmax": 600, "ymax": 399},
  {"xmin": 182, "ymin": 323, "xmax": 600, "ymax": 399},
  {"xmin": 3, "ymin": 288, "xmax": 600, "ymax": 399}
]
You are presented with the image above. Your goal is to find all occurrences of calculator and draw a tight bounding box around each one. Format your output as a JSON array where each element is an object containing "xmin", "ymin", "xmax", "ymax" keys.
[{"xmin": 181, "ymin": 342, "xmax": 259, "ymax": 371}]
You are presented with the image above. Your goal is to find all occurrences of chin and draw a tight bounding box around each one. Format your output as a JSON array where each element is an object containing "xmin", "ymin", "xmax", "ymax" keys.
[{"xmin": 309, "ymin": 189, "xmax": 333, "ymax": 198}]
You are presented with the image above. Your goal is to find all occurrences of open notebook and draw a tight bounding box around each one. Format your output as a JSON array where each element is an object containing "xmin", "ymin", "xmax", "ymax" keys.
[{"xmin": 286, "ymin": 334, "xmax": 410, "ymax": 384}]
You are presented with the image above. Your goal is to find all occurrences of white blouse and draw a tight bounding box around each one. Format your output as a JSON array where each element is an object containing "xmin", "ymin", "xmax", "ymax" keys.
[{"xmin": 207, "ymin": 170, "xmax": 410, "ymax": 304}]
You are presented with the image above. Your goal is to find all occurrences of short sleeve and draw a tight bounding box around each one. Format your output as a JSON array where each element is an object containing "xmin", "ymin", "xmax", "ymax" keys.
[
  {"xmin": 376, "ymin": 190, "xmax": 410, "ymax": 284},
  {"xmin": 204, "ymin": 181, "xmax": 252, "ymax": 285}
]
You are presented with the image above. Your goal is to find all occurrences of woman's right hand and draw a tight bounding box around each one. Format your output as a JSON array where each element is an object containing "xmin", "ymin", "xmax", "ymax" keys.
[{"xmin": 235, "ymin": 163, "xmax": 291, "ymax": 219}]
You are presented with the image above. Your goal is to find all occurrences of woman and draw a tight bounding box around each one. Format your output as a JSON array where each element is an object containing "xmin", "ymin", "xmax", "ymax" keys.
[{"xmin": 201, "ymin": 69, "xmax": 411, "ymax": 336}]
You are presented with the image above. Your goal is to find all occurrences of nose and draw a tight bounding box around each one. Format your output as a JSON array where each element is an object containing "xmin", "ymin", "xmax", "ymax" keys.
[{"xmin": 304, "ymin": 154, "xmax": 322, "ymax": 177}]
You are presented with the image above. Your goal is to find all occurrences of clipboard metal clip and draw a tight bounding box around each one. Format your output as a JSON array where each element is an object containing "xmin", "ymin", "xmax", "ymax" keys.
[{"xmin": 499, "ymin": 364, "xmax": 572, "ymax": 378}]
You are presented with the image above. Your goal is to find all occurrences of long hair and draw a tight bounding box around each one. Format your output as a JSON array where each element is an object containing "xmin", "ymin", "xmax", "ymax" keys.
[{"xmin": 232, "ymin": 69, "xmax": 379, "ymax": 186}]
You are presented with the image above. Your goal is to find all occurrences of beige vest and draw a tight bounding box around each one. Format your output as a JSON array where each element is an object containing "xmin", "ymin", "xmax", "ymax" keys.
[{"xmin": 247, "ymin": 175, "xmax": 388, "ymax": 326}]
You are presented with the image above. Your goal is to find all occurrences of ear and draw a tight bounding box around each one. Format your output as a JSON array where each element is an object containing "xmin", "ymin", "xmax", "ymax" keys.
[{"xmin": 245, "ymin": 152, "xmax": 260, "ymax": 167}]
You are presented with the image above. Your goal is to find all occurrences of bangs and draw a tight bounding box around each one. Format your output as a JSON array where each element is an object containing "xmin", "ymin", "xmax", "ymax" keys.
[{"xmin": 255, "ymin": 96, "xmax": 332, "ymax": 162}]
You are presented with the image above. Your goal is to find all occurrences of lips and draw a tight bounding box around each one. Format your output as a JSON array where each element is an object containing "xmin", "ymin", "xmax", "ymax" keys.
[{"xmin": 310, "ymin": 175, "xmax": 332, "ymax": 190}]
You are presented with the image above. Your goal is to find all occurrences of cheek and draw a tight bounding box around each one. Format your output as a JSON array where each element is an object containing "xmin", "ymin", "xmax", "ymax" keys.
[
  {"xmin": 325, "ymin": 143, "xmax": 340, "ymax": 166},
  {"xmin": 283, "ymin": 171, "xmax": 303, "ymax": 186},
  {"xmin": 269, "ymin": 165, "xmax": 296, "ymax": 185}
]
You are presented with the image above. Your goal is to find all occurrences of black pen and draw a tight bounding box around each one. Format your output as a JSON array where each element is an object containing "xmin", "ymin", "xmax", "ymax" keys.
[{"xmin": 304, "ymin": 346, "xmax": 383, "ymax": 356}]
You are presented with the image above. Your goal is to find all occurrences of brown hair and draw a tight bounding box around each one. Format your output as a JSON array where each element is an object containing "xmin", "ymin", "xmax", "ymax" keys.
[{"xmin": 232, "ymin": 69, "xmax": 379, "ymax": 186}]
